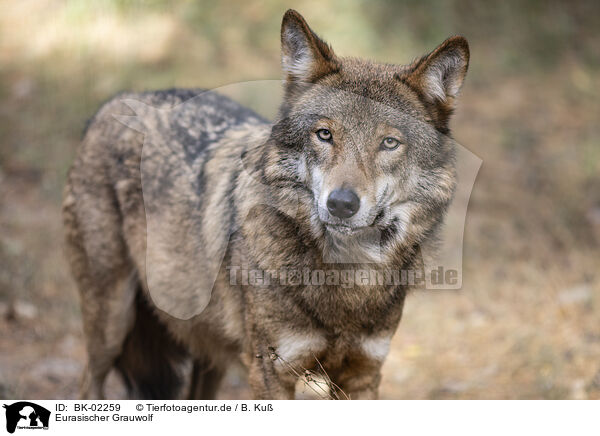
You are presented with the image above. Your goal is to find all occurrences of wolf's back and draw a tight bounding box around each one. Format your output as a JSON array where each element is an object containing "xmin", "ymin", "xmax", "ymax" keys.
[{"xmin": 81, "ymin": 88, "xmax": 267, "ymax": 175}]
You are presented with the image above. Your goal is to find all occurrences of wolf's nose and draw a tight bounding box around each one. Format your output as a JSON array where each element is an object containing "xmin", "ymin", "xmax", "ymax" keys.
[{"xmin": 327, "ymin": 189, "xmax": 360, "ymax": 219}]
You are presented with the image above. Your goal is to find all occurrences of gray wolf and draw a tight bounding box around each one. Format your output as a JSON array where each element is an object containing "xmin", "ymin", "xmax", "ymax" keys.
[{"xmin": 62, "ymin": 9, "xmax": 469, "ymax": 399}]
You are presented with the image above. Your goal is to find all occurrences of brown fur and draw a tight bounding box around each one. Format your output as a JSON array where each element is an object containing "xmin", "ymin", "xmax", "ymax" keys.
[{"xmin": 63, "ymin": 10, "xmax": 469, "ymax": 399}]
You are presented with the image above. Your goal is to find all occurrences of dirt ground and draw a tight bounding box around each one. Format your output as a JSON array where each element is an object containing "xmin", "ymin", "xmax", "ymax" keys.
[{"xmin": 1, "ymin": 0, "xmax": 599, "ymax": 399}]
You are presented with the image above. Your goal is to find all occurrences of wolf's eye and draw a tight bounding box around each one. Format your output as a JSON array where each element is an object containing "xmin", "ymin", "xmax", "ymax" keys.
[
  {"xmin": 316, "ymin": 129, "xmax": 332, "ymax": 142},
  {"xmin": 381, "ymin": 137, "xmax": 401, "ymax": 151}
]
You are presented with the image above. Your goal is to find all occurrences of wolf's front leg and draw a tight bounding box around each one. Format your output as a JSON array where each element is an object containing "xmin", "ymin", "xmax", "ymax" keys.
[
  {"xmin": 334, "ymin": 368, "xmax": 382, "ymax": 400},
  {"xmin": 332, "ymin": 355, "xmax": 385, "ymax": 400}
]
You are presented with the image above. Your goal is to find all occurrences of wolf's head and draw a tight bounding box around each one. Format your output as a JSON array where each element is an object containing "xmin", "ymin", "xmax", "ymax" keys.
[{"xmin": 267, "ymin": 10, "xmax": 469, "ymax": 262}]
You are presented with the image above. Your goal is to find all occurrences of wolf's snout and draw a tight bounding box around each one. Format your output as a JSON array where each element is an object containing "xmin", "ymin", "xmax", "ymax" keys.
[{"xmin": 326, "ymin": 188, "xmax": 360, "ymax": 219}]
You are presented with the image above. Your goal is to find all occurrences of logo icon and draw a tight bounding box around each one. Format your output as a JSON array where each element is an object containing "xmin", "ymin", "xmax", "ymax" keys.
[{"xmin": 2, "ymin": 402, "xmax": 50, "ymax": 434}]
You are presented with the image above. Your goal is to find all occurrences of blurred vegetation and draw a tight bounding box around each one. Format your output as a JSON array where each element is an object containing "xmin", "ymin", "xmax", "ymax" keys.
[
  {"xmin": 1, "ymin": 0, "xmax": 599, "ymax": 196},
  {"xmin": 0, "ymin": 0, "xmax": 599, "ymax": 399}
]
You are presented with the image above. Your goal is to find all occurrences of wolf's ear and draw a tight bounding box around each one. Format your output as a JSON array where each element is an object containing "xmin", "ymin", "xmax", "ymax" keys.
[
  {"xmin": 280, "ymin": 10, "xmax": 339, "ymax": 84},
  {"xmin": 402, "ymin": 36, "xmax": 469, "ymax": 127}
]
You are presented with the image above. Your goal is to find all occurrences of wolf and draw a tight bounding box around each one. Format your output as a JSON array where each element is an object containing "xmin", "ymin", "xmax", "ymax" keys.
[{"xmin": 62, "ymin": 9, "xmax": 469, "ymax": 400}]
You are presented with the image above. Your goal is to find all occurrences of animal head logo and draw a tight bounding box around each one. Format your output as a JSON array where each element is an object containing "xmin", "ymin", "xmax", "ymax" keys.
[{"xmin": 3, "ymin": 402, "xmax": 50, "ymax": 434}]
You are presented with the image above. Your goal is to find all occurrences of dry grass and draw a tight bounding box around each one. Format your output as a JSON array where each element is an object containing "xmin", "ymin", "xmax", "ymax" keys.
[{"xmin": 0, "ymin": 0, "xmax": 599, "ymax": 399}]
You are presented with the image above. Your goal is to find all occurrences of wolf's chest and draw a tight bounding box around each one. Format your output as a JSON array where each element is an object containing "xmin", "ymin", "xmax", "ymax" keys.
[{"xmin": 271, "ymin": 328, "xmax": 394, "ymax": 375}]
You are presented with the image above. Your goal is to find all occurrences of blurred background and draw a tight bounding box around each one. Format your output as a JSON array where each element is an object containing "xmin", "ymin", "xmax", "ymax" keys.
[{"xmin": 1, "ymin": 0, "xmax": 599, "ymax": 399}]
